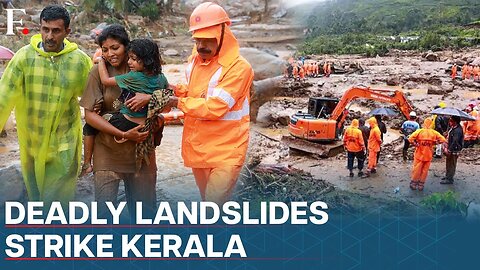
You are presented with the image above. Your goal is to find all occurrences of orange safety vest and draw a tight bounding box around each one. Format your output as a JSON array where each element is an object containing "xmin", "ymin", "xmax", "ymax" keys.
[
  {"xmin": 409, "ymin": 125, "xmax": 446, "ymax": 161},
  {"xmin": 367, "ymin": 117, "xmax": 382, "ymax": 152},
  {"xmin": 343, "ymin": 119, "xmax": 365, "ymax": 152},
  {"xmin": 176, "ymin": 24, "xmax": 254, "ymax": 168},
  {"xmin": 464, "ymin": 111, "xmax": 479, "ymax": 141}
]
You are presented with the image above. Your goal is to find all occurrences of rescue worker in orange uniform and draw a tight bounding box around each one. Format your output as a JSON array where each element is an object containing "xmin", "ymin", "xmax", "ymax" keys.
[
  {"xmin": 292, "ymin": 63, "xmax": 299, "ymax": 80},
  {"xmin": 326, "ymin": 62, "xmax": 332, "ymax": 77},
  {"xmin": 461, "ymin": 64, "xmax": 468, "ymax": 80},
  {"xmin": 170, "ymin": 2, "xmax": 254, "ymax": 204},
  {"xmin": 343, "ymin": 119, "xmax": 366, "ymax": 177},
  {"xmin": 408, "ymin": 118, "xmax": 446, "ymax": 191},
  {"xmin": 474, "ymin": 65, "xmax": 480, "ymax": 81},
  {"xmin": 451, "ymin": 63, "xmax": 457, "ymax": 80},
  {"xmin": 468, "ymin": 64, "xmax": 474, "ymax": 80},
  {"xmin": 364, "ymin": 117, "xmax": 382, "ymax": 177},
  {"xmin": 463, "ymin": 109, "xmax": 478, "ymax": 148},
  {"xmin": 298, "ymin": 64, "xmax": 305, "ymax": 81},
  {"xmin": 323, "ymin": 61, "xmax": 328, "ymax": 76}
]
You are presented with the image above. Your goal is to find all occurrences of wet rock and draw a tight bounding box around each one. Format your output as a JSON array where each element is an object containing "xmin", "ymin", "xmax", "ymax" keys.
[
  {"xmin": 260, "ymin": 47, "xmax": 279, "ymax": 57},
  {"xmin": 286, "ymin": 44, "xmax": 297, "ymax": 50},
  {"xmin": 164, "ymin": 49, "xmax": 179, "ymax": 56},
  {"xmin": 471, "ymin": 57, "xmax": 480, "ymax": 66},
  {"xmin": 386, "ymin": 76, "xmax": 400, "ymax": 86},
  {"xmin": 403, "ymin": 81, "xmax": 418, "ymax": 89},
  {"xmin": 240, "ymin": 47, "xmax": 285, "ymax": 80},
  {"xmin": 0, "ymin": 165, "xmax": 27, "ymax": 205},
  {"xmin": 423, "ymin": 51, "xmax": 440, "ymax": 62},
  {"xmin": 427, "ymin": 84, "xmax": 453, "ymax": 95}
]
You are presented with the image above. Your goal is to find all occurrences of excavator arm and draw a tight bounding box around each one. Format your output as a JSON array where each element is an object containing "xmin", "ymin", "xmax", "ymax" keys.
[{"xmin": 330, "ymin": 86, "xmax": 413, "ymax": 129}]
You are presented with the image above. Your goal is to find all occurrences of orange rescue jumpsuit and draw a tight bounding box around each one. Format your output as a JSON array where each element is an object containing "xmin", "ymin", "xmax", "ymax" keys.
[
  {"xmin": 468, "ymin": 65, "xmax": 474, "ymax": 79},
  {"xmin": 451, "ymin": 64, "xmax": 457, "ymax": 80},
  {"xmin": 175, "ymin": 24, "xmax": 254, "ymax": 204},
  {"xmin": 462, "ymin": 65, "xmax": 467, "ymax": 80},
  {"xmin": 367, "ymin": 117, "xmax": 382, "ymax": 173},
  {"xmin": 464, "ymin": 110, "xmax": 478, "ymax": 145},
  {"xmin": 292, "ymin": 64, "xmax": 299, "ymax": 79},
  {"xmin": 474, "ymin": 66, "xmax": 480, "ymax": 81},
  {"xmin": 299, "ymin": 65, "xmax": 305, "ymax": 80},
  {"xmin": 408, "ymin": 118, "xmax": 446, "ymax": 190}
]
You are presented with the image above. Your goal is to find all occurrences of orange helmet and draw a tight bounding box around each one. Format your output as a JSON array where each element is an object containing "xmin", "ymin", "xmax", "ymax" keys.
[{"xmin": 189, "ymin": 2, "xmax": 231, "ymax": 32}]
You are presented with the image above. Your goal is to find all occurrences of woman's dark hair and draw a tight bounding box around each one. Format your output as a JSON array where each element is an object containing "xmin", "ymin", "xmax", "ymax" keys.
[
  {"xmin": 40, "ymin": 5, "xmax": 70, "ymax": 29},
  {"xmin": 128, "ymin": 39, "xmax": 162, "ymax": 75},
  {"xmin": 97, "ymin": 24, "xmax": 130, "ymax": 48}
]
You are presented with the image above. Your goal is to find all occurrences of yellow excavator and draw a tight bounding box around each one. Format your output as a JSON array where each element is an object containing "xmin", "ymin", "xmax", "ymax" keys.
[{"xmin": 282, "ymin": 86, "xmax": 414, "ymax": 157}]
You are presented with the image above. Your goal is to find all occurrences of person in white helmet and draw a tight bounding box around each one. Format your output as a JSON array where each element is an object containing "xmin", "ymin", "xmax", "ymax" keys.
[{"xmin": 400, "ymin": 111, "xmax": 420, "ymax": 161}]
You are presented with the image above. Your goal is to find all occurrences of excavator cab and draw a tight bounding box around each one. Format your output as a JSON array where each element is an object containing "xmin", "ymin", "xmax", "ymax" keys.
[
  {"xmin": 289, "ymin": 97, "xmax": 341, "ymax": 141},
  {"xmin": 308, "ymin": 97, "xmax": 339, "ymax": 118}
]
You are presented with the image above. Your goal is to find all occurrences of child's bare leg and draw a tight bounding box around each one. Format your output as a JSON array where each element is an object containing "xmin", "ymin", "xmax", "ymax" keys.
[
  {"xmin": 154, "ymin": 116, "xmax": 165, "ymax": 147},
  {"xmin": 81, "ymin": 135, "xmax": 95, "ymax": 176}
]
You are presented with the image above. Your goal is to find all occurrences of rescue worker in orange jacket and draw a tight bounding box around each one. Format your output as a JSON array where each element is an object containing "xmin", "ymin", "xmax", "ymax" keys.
[
  {"xmin": 343, "ymin": 119, "xmax": 366, "ymax": 177},
  {"xmin": 463, "ymin": 110, "xmax": 478, "ymax": 148},
  {"xmin": 364, "ymin": 117, "xmax": 382, "ymax": 177},
  {"xmin": 461, "ymin": 64, "xmax": 468, "ymax": 80},
  {"xmin": 292, "ymin": 63, "xmax": 299, "ymax": 79},
  {"xmin": 474, "ymin": 65, "xmax": 480, "ymax": 81},
  {"xmin": 408, "ymin": 118, "xmax": 446, "ymax": 191},
  {"xmin": 468, "ymin": 65, "xmax": 474, "ymax": 80},
  {"xmin": 299, "ymin": 64, "xmax": 305, "ymax": 80},
  {"xmin": 170, "ymin": 2, "xmax": 254, "ymax": 204},
  {"xmin": 451, "ymin": 64, "xmax": 457, "ymax": 80}
]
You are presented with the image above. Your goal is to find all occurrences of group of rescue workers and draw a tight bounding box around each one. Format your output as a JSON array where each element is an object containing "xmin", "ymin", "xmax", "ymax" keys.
[
  {"xmin": 451, "ymin": 63, "xmax": 480, "ymax": 81},
  {"xmin": 284, "ymin": 60, "xmax": 332, "ymax": 80},
  {"xmin": 343, "ymin": 101, "xmax": 480, "ymax": 191}
]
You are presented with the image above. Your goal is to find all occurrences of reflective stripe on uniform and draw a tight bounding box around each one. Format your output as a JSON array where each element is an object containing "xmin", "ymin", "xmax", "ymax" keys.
[
  {"xmin": 185, "ymin": 58, "xmax": 195, "ymax": 84},
  {"xmin": 221, "ymin": 98, "xmax": 249, "ymax": 120}
]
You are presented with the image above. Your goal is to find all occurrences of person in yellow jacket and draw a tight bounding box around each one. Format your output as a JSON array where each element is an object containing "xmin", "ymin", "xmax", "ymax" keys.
[
  {"xmin": 408, "ymin": 118, "xmax": 446, "ymax": 191},
  {"xmin": 343, "ymin": 119, "xmax": 366, "ymax": 177},
  {"xmin": 364, "ymin": 117, "xmax": 382, "ymax": 177},
  {"xmin": 0, "ymin": 5, "xmax": 92, "ymax": 205},
  {"xmin": 170, "ymin": 2, "xmax": 254, "ymax": 204}
]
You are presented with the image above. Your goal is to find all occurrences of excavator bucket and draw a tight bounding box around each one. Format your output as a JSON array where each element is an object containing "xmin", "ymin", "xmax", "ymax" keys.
[{"xmin": 281, "ymin": 135, "xmax": 344, "ymax": 158}]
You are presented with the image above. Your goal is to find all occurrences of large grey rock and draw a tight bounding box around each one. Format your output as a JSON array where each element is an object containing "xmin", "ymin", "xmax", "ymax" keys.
[
  {"xmin": 240, "ymin": 47, "xmax": 285, "ymax": 80},
  {"xmin": 403, "ymin": 81, "xmax": 418, "ymax": 89},
  {"xmin": 424, "ymin": 51, "xmax": 440, "ymax": 62},
  {"xmin": 164, "ymin": 49, "xmax": 179, "ymax": 56},
  {"xmin": 471, "ymin": 57, "xmax": 480, "ymax": 66},
  {"xmin": 427, "ymin": 83, "xmax": 454, "ymax": 95},
  {"xmin": 0, "ymin": 165, "xmax": 27, "ymax": 205}
]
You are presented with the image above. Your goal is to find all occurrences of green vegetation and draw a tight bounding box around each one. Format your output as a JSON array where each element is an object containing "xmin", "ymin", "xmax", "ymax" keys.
[
  {"xmin": 420, "ymin": 191, "xmax": 468, "ymax": 216},
  {"xmin": 82, "ymin": 0, "xmax": 173, "ymax": 21},
  {"xmin": 298, "ymin": 0, "xmax": 480, "ymax": 56}
]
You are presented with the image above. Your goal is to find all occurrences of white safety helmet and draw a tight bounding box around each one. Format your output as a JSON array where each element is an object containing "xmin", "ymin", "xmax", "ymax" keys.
[{"xmin": 409, "ymin": 111, "xmax": 417, "ymax": 118}]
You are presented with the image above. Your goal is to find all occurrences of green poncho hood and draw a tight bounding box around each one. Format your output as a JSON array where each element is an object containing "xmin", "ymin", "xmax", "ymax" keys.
[{"xmin": 30, "ymin": 33, "xmax": 78, "ymax": 57}]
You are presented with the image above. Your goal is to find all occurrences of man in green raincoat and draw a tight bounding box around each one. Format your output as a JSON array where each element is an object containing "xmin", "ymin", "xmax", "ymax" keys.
[{"xmin": 0, "ymin": 5, "xmax": 92, "ymax": 204}]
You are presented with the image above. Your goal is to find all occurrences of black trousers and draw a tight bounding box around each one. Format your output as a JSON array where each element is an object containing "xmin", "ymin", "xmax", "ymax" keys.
[
  {"xmin": 347, "ymin": 151, "xmax": 365, "ymax": 171},
  {"xmin": 445, "ymin": 153, "xmax": 459, "ymax": 181}
]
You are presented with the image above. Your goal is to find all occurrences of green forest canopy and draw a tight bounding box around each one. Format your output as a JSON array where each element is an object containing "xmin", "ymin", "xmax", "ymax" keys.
[{"xmin": 297, "ymin": 0, "xmax": 480, "ymax": 55}]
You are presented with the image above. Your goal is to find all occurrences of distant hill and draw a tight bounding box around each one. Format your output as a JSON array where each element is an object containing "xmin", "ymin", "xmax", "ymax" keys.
[
  {"xmin": 301, "ymin": 0, "xmax": 480, "ymax": 35},
  {"xmin": 294, "ymin": 0, "xmax": 480, "ymax": 55}
]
